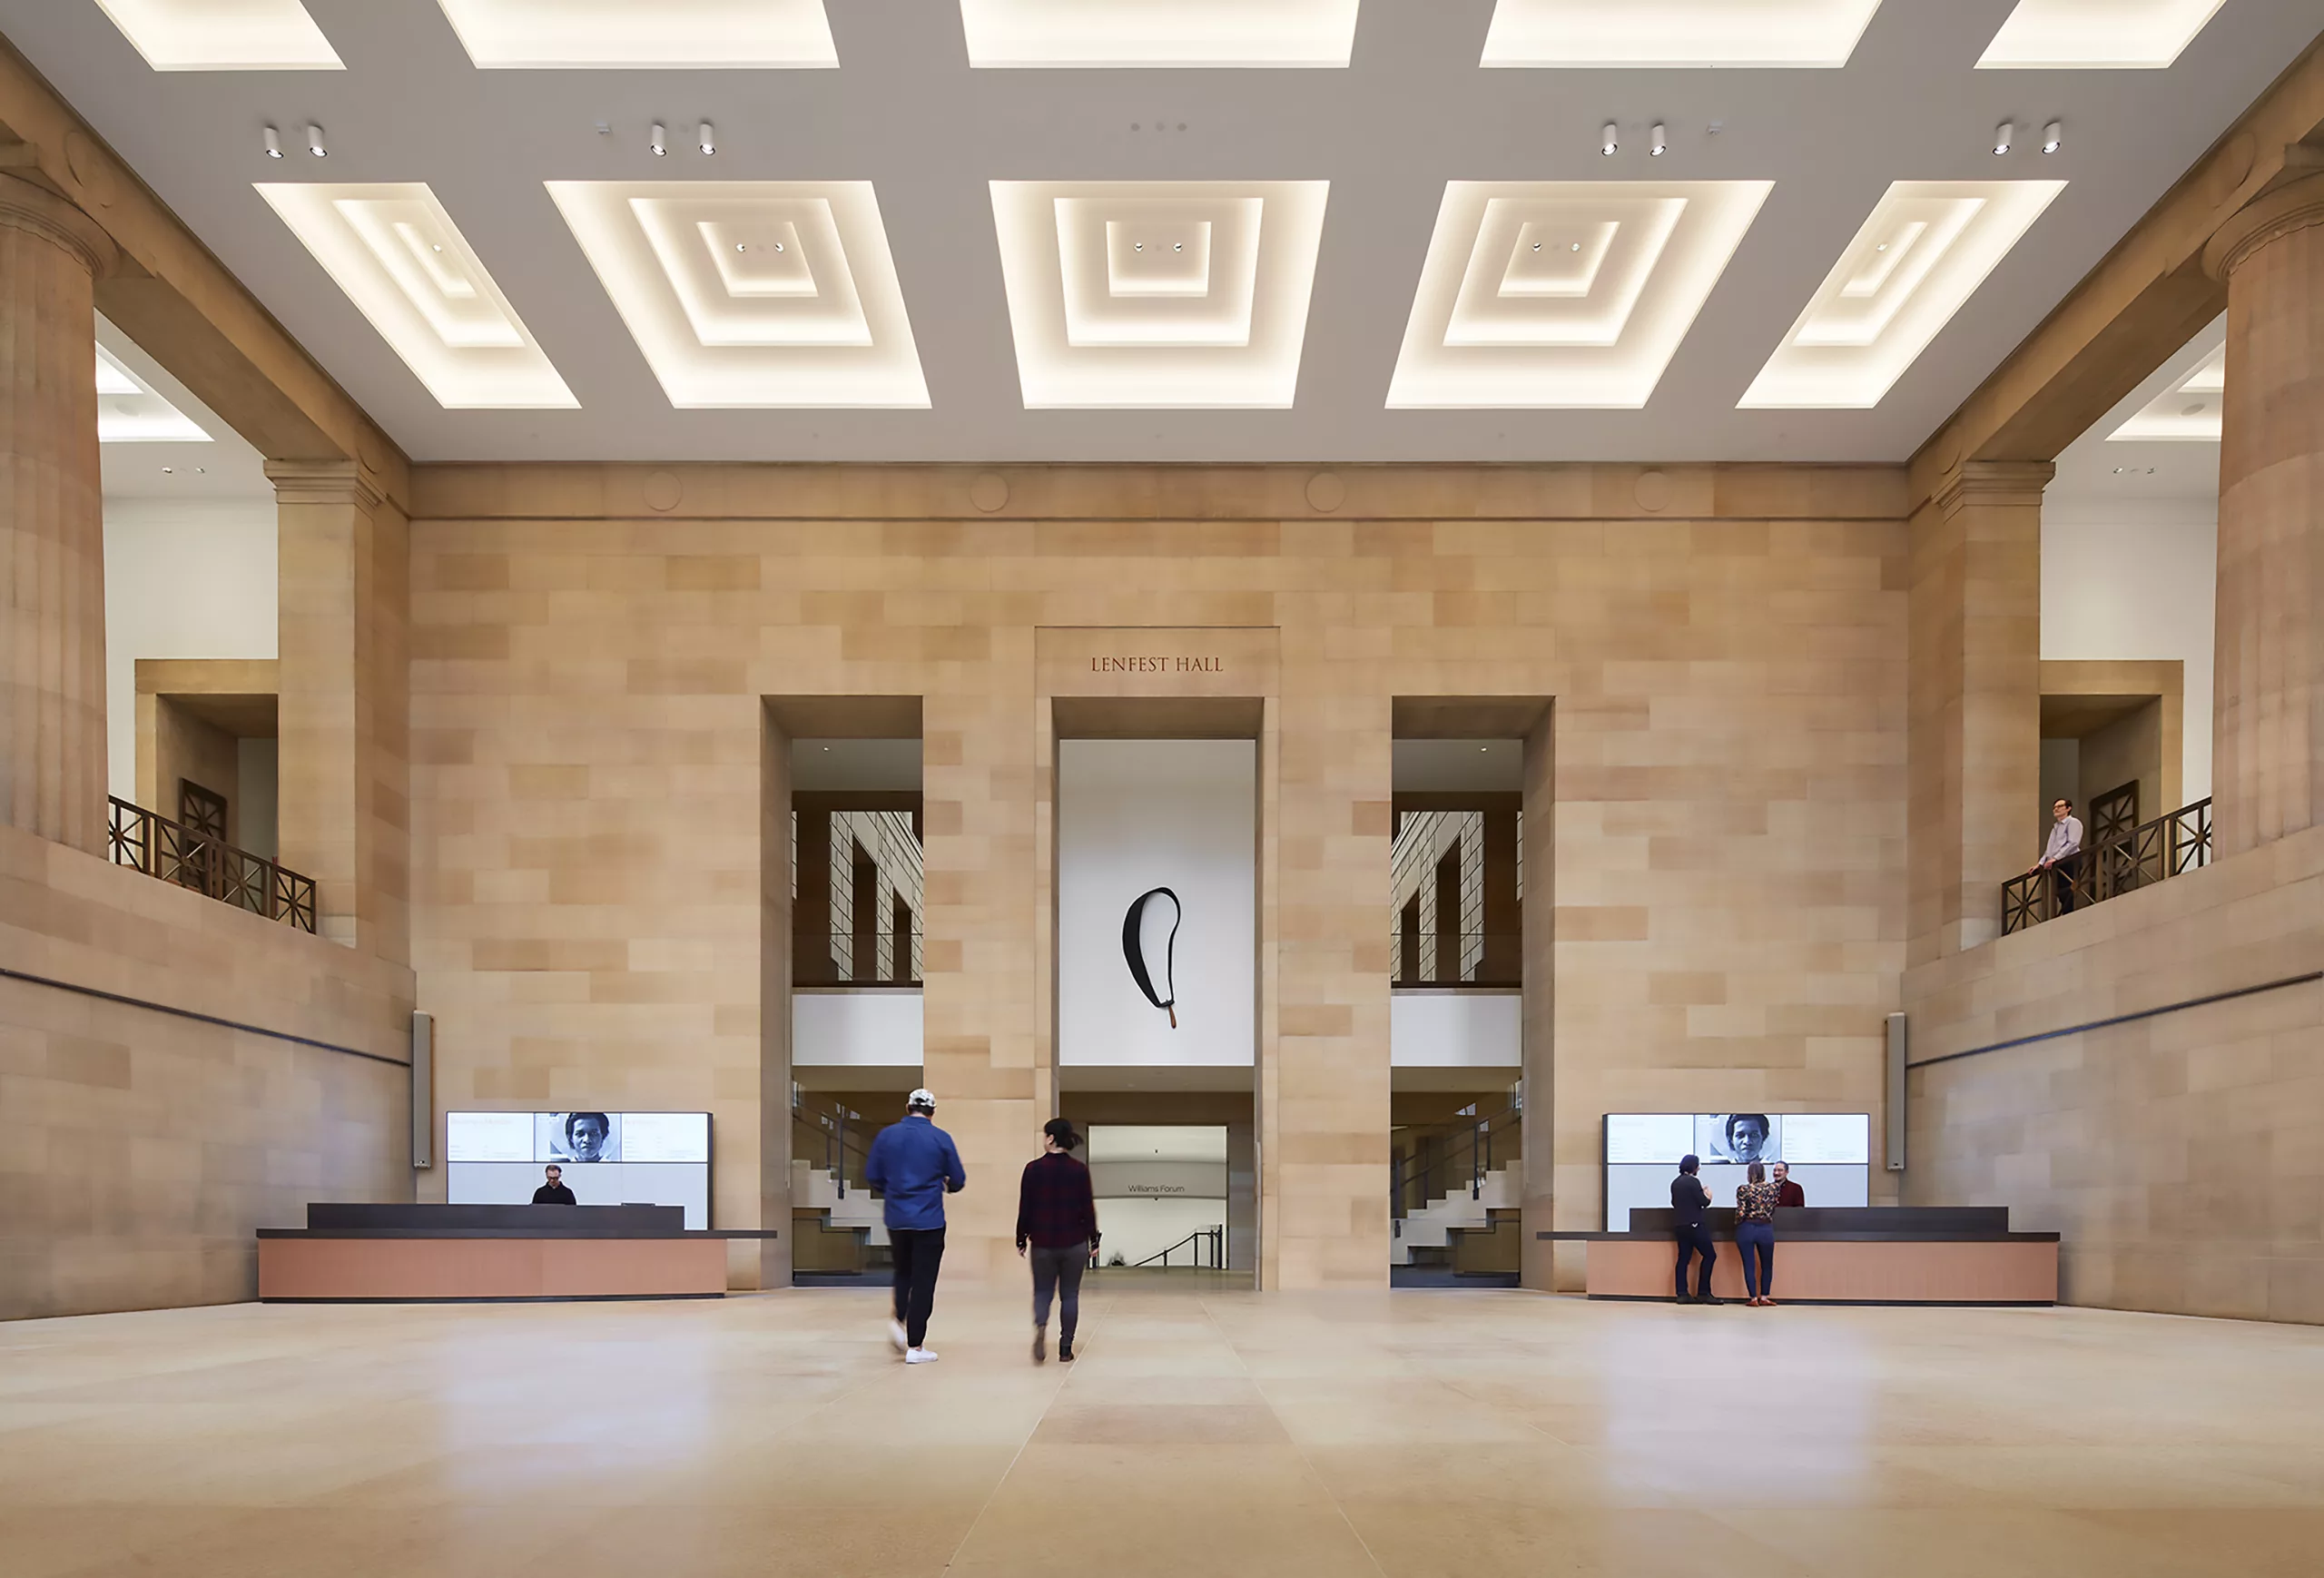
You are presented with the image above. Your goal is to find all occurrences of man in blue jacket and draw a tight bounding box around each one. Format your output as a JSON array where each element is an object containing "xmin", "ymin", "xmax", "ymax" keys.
[{"xmin": 862, "ymin": 1088, "xmax": 965, "ymax": 1364}]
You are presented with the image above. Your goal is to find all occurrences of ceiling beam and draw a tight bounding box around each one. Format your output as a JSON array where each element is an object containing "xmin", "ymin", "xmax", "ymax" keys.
[
  {"xmin": 1908, "ymin": 30, "xmax": 2324, "ymax": 509},
  {"xmin": 0, "ymin": 36, "xmax": 409, "ymax": 506}
]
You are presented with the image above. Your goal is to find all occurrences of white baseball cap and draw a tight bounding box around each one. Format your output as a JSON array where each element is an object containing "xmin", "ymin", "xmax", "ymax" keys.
[{"xmin": 907, "ymin": 1088, "xmax": 937, "ymax": 1112}]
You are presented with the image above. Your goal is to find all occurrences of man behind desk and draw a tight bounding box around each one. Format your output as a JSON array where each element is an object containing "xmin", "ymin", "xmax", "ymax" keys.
[
  {"xmin": 531, "ymin": 1165, "xmax": 576, "ymax": 1205},
  {"xmin": 1671, "ymin": 1154, "xmax": 1721, "ymax": 1305},
  {"xmin": 1773, "ymin": 1159, "xmax": 1805, "ymax": 1208}
]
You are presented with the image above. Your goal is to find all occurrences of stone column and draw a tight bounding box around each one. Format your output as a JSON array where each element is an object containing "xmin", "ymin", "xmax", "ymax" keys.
[
  {"xmin": 1907, "ymin": 461, "xmax": 2049, "ymax": 962},
  {"xmin": 2203, "ymin": 174, "xmax": 2324, "ymax": 857},
  {"xmin": 755, "ymin": 706, "xmax": 794, "ymax": 1292},
  {"xmin": 1519, "ymin": 717, "xmax": 1559, "ymax": 1289},
  {"xmin": 0, "ymin": 177, "xmax": 115, "ymax": 853},
  {"xmin": 268, "ymin": 459, "xmax": 409, "ymax": 957}
]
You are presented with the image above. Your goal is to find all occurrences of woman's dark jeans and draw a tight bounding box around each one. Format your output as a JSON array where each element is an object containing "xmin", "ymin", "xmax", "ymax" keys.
[{"xmin": 1736, "ymin": 1221, "xmax": 1776, "ymax": 1299}]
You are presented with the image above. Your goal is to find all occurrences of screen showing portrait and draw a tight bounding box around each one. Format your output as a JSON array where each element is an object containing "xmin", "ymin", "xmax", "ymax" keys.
[
  {"xmin": 445, "ymin": 1110, "xmax": 711, "ymax": 1228},
  {"xmin": 1600, "ymin": 1112, "xmax": 1874, "ymax": 1228}
]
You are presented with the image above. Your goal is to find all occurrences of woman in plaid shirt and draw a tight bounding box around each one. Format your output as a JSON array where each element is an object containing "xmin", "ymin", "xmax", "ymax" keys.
[{"xmin": 1017, "ymin": 1119, "xmax": 1101, "ymax": 1363}]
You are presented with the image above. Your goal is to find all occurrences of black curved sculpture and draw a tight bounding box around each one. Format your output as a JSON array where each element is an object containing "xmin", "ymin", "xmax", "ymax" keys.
[{"xmin": 1122, "ymin": 886, "xmax": 1182, "ymax": 1029}]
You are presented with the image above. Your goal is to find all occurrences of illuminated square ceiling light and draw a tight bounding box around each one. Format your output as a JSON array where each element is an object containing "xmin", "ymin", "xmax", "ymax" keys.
[
  {"xmin": 2110, "ymin": 338, "xmax": 2225, "ymax": 441},
  {"xmin": 547, "ymin": 182, "xmax": 927, "ymax": 408},
  {"xmin": 990, "ymin": 181, "xmax": 1328, "ymax": 407},
  {"xmin": 1739, "ymin": 180, "xmax": 2063, "ymax": 409},
  {"xmin": 1480, "ymin": 0, "xmax": 1884, "ymax": 66},
  {"xmin": 93, "ymin": 0, "xmax": 341, "ymax": 70},
  {"xmin": 257, "ymin": 183, "xmax": 576, "ymax": 409},
  {"xmin": 94, "ymin": 343, "xmax": 210, "ymax": 442},
  {"xmin": 1977, "ymin": 0, "xmax": 2227, "ymax": 68},
  {"xmin": 435, "ymin": 0, "xmax": 836, "ymax": 68},
  {"xmin": 1386, "ymin": 181, "xmax": 1770, "ymax": 409},
  {"xmin": 960, "ymin": 0, "xmax": 1358, "ymax": 66}
]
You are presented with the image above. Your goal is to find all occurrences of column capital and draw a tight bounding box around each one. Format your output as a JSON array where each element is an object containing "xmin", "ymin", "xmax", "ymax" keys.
[
  {"xmin": 265, "ymin": 458, "xmax": 388, "ymax": 512},
  {"xmin": 2204, "ymin": 170, "xmax": 2324, "ymax": 282},
  {"xmin": 1933, "ymin": 459, "xmax": 2055, "ymax": 519},
  {"xmin": 0, "ymin": 174, "xmax": 115, "ymax": 279}
]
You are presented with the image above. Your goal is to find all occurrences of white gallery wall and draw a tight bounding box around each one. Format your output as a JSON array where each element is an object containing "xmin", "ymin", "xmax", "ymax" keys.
[
  {"xmin": 1058, "ymin": 739, "xmax": 1256, "ymax": 1067},
  {"xmin": 101, "ymin": 498, "xmax": 279, "ymax": 801},
  {"xmin": 2042, "ymin": 495, "xmax": 2217, "ymax": 804}
]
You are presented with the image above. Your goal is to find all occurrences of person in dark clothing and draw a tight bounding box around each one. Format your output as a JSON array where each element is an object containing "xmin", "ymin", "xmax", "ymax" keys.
[
  {"xmin": 530, "ymin": 1164, "xmax": 576, "ymax": 1205},
  {"xmin": 1772, "ymin": 1159, "xmax": 1806, "ymax": 1208},
  {"xmin": 1671, "ymin": 1154, "xmax": 1720, "ymax": 1305},
  {"xmin": 1017, "ymin": 1118, "xmax": 1100, "ymax": 1365},
  {"xmin": 863, "ymin": 1088, "xmax": 966, "ymax": 1365}
]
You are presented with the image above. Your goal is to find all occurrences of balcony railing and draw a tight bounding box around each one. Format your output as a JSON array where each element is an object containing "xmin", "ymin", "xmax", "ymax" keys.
[
  {"xmin": 795, "ymin": 928, "xmax": 922, "ymax": 987},
  {"xmin": 2002, "ymin": 798, "xmax": 2211, "ymax": 936},
  {"xmin": 106, "ymin": 796, "xmax": 316, "ymax": 933},
  {"xmin": 1390, "ymin": 930, "xmax": 1521, "ymax": 988}
]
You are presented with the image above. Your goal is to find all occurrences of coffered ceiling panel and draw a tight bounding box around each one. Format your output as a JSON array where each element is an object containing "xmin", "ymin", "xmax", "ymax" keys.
[
  {"xmin": 433, "ymin": 0, "xmax": 837, "ymax": 69},
  {"xmin": 547, "ymin": 182, "xmax": 928, "ymax": 408},
  {"xmin": 91, "ymin": 0, "xmax": 339, "ymax": 70},
  {"xmin": 258, "ymin": 182, "xmax": 575, "ymax": 409},
  {"xmin": 1388, "ymin": 181, "xmax": 1771, "ymax": 408},
  {"xmin": 1480, "ymin": 0, "xmax": 1885, "ymax": 68},
  {"xmin": 1978, "ymin": 0, "xmax": 2230, "ymax": 69},
  {"xmin": 1740, "ymin": 180, "xmax": 2064, "ymax": 409},
  {"xmin": 991, "ymin": 182, "xmax": 1329, "ymax": 407},
  {"xmin": 960, "ymin": 0, "xmax": 1359, "ymax": 67}
]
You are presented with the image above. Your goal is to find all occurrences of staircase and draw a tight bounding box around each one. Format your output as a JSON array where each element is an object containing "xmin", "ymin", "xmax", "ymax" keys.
[
  {"xmin": 1391, "ymin": 1161, "xmax": 1519, "ymax": 1266},
  {"xmin": 792, "ymin": 1157, "xmax": 889, "ymax": 1246}
]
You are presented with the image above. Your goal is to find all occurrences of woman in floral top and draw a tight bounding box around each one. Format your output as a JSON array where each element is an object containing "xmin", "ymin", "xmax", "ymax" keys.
[{"xmin": 1734, "ymin": 1162, "xmax": 1781, "ymax": 1307}]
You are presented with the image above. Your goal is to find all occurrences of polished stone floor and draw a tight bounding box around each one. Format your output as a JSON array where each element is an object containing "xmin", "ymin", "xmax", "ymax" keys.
[{"xmin": 6, "ymin": 1280, "xmax": 2324, "ymax": 1577}]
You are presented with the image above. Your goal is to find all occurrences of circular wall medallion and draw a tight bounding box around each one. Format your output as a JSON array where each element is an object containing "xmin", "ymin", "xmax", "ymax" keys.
[
  {"xmin": 1633, "ymin": 468, "xmax": 1673, "ymax": 513},
  {"xmin": 1305, "ymin": 471, "xmax": 1346, "ymax": 512},
  {"xmin": 968, "ymin": 472, "xmax": 1009, "ymax": 512},
  {"xmin": 642, "ymin": 469, "xmax": 684, "ymax": 512}
]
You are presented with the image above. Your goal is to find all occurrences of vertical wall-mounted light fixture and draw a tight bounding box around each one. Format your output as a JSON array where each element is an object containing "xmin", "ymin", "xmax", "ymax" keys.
[
  {"xmin": 261, "ymin": 125, "xmax": 283, "ymax": 159},
  {"xmin": 2041, "ymin": 120, "xmax": 2063, "ymax": 154},
  {"xmin": 1649, "ymin": 122, "xmax": 1668, "ymax": 156},
  {"xmin": 1600, "ymin": 121, "xmax": 1619, "ymax": 156},
  {"xmin": 306, "ymin": 123, "xmax": 327, "ymax": 158},
  {"xmin": 1992, "ymin": 120, "xmax": 2014, "ymax": 156},
  {"xmin": 649, "ymin": 122, "xmax": 668, "ymax": 157},
  {"xmin": 698, "ymin": 121, "xmax": 715, "ymax": 155}
]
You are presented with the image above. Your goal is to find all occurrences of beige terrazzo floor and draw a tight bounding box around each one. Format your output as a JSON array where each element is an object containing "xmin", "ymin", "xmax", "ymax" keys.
[{"xmin": 5, "ymin": 1280, "xmax": 2323, "ymax": 1576}]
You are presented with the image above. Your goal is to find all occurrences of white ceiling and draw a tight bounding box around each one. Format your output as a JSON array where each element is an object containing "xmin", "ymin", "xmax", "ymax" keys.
[{"xmin": 10, "ymin": 0, "xmax": 2313, "ymax": 468}]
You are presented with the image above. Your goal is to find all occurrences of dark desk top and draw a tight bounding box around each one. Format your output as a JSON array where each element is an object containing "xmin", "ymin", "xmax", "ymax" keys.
[
  {"xmin": 258, "ymin": 1203, "xmax": 776, "ymax": 1240},
  {"xmin": 1544, "ymin": 1206, "xmax": 2058, "ymax": 1243}
]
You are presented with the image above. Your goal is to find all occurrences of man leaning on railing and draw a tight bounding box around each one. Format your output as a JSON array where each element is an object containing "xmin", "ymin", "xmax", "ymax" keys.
[{"xmin": 2032, "ymin": 796, "xmax": 2084, "ymax": 916}]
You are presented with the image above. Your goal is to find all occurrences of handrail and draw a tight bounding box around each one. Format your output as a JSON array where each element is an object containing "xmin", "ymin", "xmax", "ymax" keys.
[
  {"xmin": 793, "ymin": 1091, "xmax": 879, "ymax": 1197},
  {"xmin": 1388, "ymin": 929, "xmax": 1521, "ymax": 987},
  {"xmin": 1129, "ymin": 1226, "xmax": 1226, "ymax": 1269},
  {"xmin": 797, "ymin": 927, "xmax": 923, "ymax": 986},
  {"xmin": 106, "ymin": 796, "xmax": 316, "ymax": 933},
  {"xmin": 2002, "ymin": 797, "xmax": 2211, "ymax": 935},
  {"xmin": 1392, "ymin": 1101, "xmax": 1521, "ymax": 1221}
]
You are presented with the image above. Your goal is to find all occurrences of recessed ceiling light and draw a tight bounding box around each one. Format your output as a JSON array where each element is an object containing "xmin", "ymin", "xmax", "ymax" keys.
[
  {"xmin": 1977, "ymin": 0, "xmax": 2227, "ymax": 69},
  {"xmin": 1482, "ymin": 0, "xmax": 1883, "ymax": 68},
  {"xmin": 434, "ymin": 1, "xmax": 839, "ymax": 68},
  {"xmin": 1740, "ymin": 179, "xmax": 2064, "ymax": 409},
  {"xmin": 259, "ymin": 182, "xmax": 576, "ymax": 408},
  {"xmin": 547, "ymin": 180, "xmax": 930, "ymax": 407},
  {"xmin": 960, "ymin": 0, "xmax": 1359, "ymax": 66},
  {"xmin": 94, "ymin": 0, "xmax": 344, "ymax": 70},
  {"xmin": 1389, "ymin": 180, "xmax": 1771, "ymax": 409}
]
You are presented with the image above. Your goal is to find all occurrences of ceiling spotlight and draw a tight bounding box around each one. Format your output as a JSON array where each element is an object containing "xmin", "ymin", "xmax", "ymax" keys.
[
  {"xmin": 161, "ymin": 466, "xmax": 173, "ymax": 474},
  {"xmin": 773, "ymin": 242, "xmax": 783, "ymax": 251},
  {"xmin": 698, "ymin": 121, "xmax": 715, "ymax": 155},
  {"xmin": 1173, "ymin": 242, "xmax": 1183, "ymax": 251},
  {"xmin": 305, "ymin": 123, "xmax": 326, "ymax": 158},
  {"xmin": 1601, "ymin": 122, "xmax": 1619, "ymax": 156},
  {"xmin": 735, "ymin": 242, "xmax": 747, "ymax": 252},
  {"xmin": 1876, "ymin": 242, "xmax": 1889, "ymax": 251},
  {"xmin": 1993, "ymin": 120, "xmax": 2014, "ymax": 156},
  {"xmin": 2042, "ymin": 120, "xmax": 2063, "ymax": 155},
  {"xmin": 1649, "ymin": 122, "xmax": 1668, "ymax": 157},
  {"xmin": 261, "ymin": 125, "xmax": 283, "ymax": 160},
  {"xmin": 650, "ymin": 123, "xmax": 667, "ymax": 157},
  {"xmin": 1532, "ymin": 242, "xmax": 1542, "ymax": 251},
  {"xmin": 1570, "ymin": 242, "xmax": 1581, "ymax": 251}
]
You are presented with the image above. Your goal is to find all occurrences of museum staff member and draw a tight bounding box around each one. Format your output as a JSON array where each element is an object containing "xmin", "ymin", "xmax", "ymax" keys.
[{"xmin": 531, "ymin": 1165, "xmax": 576, "ymax": 1205}]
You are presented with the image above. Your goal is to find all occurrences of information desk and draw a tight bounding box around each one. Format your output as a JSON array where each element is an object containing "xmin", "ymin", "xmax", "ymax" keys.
[
  {"xmin": 1547, "ymin": 1207, "xmax": 2058, "ymax": 1305},
  {"xmin": 258, "ymin": 1204, "xmax": 770, "ymax": 1303}
]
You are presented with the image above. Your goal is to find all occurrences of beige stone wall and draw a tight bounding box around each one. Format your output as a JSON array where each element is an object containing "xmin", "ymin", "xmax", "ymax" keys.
[
  {"xmin": 405, "ymin": 464, "xmax": 1910, "ymax": 1287},
  {"xmin": 0, "ymin": 823, "xmax": 414, "ymax": 1319},
  {"xmin": 1903, "ymin": 821, "xmax": 2324, "ymax": 1324}
]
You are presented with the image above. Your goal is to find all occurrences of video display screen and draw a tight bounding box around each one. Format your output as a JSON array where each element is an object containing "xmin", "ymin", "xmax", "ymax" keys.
[
  {"xmin": 1600, "ymin": 1112, "xmax": 1873, "ymax": 1229},
  {"xmin": 445, "ymin": 1111, "xmax": 712, "ymax": 1228}
]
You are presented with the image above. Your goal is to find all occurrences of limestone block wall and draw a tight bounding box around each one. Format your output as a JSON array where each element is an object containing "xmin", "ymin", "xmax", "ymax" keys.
[
  {"xmin": 1904, "ymin": 820, "xmax": 2324, "ymax": 1324},
  {"xmin": 405, "ymin": 464, "xmax": 1909, "ymax": 1287},
  {"xmin": 0, "ymin": 824, "xmax": 414, "ymax": 1319}
]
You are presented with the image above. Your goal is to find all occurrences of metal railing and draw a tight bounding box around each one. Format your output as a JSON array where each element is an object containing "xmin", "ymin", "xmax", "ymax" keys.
[
  {"xmin": 1389, "ymin": 931, "xmax": 1521, "ymax": 987},
  {"xmin": 1129, "ymin": 1226, "xmax": 1226, "ymax": 1269},
  {"xmin": 793, "ymin": 1091, "xmax": 878, "ymax": 1198},
  {"xmin": 2002, "ymin": 798, "xmax": 2211, "ymax": 936},
  {"xmin": 106, "ymin": 796, "xmax": 316, "ymax": 932},
  {"xmin": 796, "ymin": 927, "xmax": 922, "ymax": 987},
  {"xmin": 1392, "ymin": 1100, "xmax": 1521, "ymax": 1224}
]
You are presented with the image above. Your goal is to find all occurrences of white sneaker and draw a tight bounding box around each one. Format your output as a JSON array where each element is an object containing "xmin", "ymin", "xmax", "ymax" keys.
[
  {"xmin": 887, "ymin": 1319, "xmax": 909, "ymax": 1353},
  {"xmin": 904, "ymin": 1346, "xmax": 940, "ymax": 1365}
]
